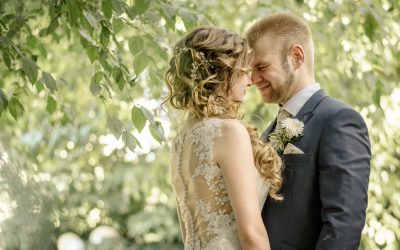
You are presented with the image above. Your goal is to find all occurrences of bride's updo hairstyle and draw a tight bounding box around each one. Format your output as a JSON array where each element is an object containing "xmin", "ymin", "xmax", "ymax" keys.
[
  {"xmin": 165, "ymin": 27, "xmax": 249, "ymax": 119},
  {"xmin": 165, "ymin": 27, "xmax": 283, "ymax": 201}
]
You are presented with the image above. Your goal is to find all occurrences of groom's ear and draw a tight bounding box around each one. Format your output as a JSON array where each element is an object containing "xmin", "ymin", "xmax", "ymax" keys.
[{"xmin": 290, "ymin": 44, "xmax": 305, "ymax": 70}]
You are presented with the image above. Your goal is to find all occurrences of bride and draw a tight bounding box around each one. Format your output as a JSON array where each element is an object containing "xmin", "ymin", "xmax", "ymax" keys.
[{"xmin": 165, "ymin": 27, "xmax": 283, "ymax": 250}]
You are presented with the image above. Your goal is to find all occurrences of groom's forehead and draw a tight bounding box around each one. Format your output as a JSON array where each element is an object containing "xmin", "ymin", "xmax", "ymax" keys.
[{"xmin": 252, "ymin": 50, "xmax": 279, "ymax": 66}]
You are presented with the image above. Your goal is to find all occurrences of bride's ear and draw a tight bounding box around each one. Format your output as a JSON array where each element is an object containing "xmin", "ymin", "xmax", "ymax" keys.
[{"xmin": 290, "ymin": 44, "xmax": 305, "ymax": 70}]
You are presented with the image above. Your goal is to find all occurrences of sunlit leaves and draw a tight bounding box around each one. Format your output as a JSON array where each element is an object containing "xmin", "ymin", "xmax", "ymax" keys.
[
  {"xmin": 78, "ymin": 29, "xmax": 96, "ymax": 45},
  {"xmin": 90, "ymin": 82, "xmax": 102, "ymax": 96},
  {"xmin": 2, "ymin": 52, "xmax": 11, "ymax": 69},
  {"xmin": 111, "ymin": 66, "xmax": 125, "ymax": 90},
  {"xmin": 21, "ymin": 56, "xmax": 38, "ymax": 84},
  {"xmin": 41, "ymin": 71, "xmax": 57, "ymax": 92},
  {"xmin": 149, "ymin": 121, "xmax": 166, "ymax": 144},
  {"xmin": 122, "ymin": 130, "xmax": 137, "ymax": 151},
  {"xmin": 112, "ymin": 18, "xmax": 124, "ymax": 34},
  {"xmin": 0, "ymin": 89, "xmax": 8, "ymax": 117},
  {"xmin": 179, "ymin": 9, "xmax": 198, "ymax": 31},
  {"xmin": 131, "ymin": 106, "xmax": 146, "ymax": 132},
  {"xmin": 111, "ymin": 0, "xmax": 127, "ymax": 16},
  {"xmin": 46, "ymin": 95, "xmax": 57, "ymax": 114},
  {"xmin": 135, "ymin": 0, "xmax": 151, "ymax": 15},
  {"xmin": 159, "ymin": 2, "xmax": 176, "ymax": 30},
  {"xmin": 128, "ymin": 36, "xmax": 144, "ymax": 55},
  {"xmin": 100, "ymin": 26, "xmax": 111, "ymax": 47},
  {"xmin": 66, "ymin": 0, "xmax": 81, "ymax": 26},
  {"xmin": 140, "ymin": 106, "xmax": 155, "ymax": 124},
  {"xmin": 133, "ymin": 52, "xmax": 148, "ymax": 74},
  {"xmin": 83, "ymin": 11, "xmax": 100, "ymax": 31},
  {"xmin": 159, "ymin": 2, "xmax": 175, "ymax": 21},
  {"xmin": 8, "ymin": 97, "xmax": 24, "ymax": 120},
  {"xmin": 102, "ymin": 0, "xmax": 113, "ymax": 20},
  {"xmin": 85, "ymin": 45, "xmax": 99, "ymax": 63},
  {"xmin": 364, "ymin": 12, "xmax": 379, "ymax": 41},
  {"xmin": 107, "ymin": 116, "xmax": 124, "ymax": 138}
]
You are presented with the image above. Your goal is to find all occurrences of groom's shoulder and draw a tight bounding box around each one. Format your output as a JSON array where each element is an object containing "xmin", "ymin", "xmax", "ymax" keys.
[
  {"xmin": 316, "ymin": 95, "xmax": 364, "ymax": 122},
  {"xmin": 319, "ymin": 95, "xmax": 350, "ymax": 112}
]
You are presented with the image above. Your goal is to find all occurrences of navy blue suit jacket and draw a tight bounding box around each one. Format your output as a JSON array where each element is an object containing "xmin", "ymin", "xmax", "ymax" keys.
[{"xmin": 261, "ymin": 90, "xmax": 371, "ymax": 250}]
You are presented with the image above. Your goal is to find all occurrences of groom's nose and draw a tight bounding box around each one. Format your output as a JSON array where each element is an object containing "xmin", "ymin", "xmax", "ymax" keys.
[{"xmin": 250, "ymin": 70, "xmax": 260, "ymax": 85}]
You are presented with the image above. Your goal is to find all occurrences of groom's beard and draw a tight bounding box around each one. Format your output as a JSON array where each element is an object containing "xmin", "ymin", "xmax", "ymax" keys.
[
  {"xmin": 276, "ymin": 56, "xmax": 295, "ymax": 104},
  {"xmin": 271, "ymin": 70, "xmax": 295, "ymax": 104}
]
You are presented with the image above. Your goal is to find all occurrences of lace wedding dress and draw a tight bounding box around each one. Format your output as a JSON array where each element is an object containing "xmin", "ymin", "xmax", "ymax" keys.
[{"xmin": 170, "ymin": 118, "xmax": 271, "ymax": 249}]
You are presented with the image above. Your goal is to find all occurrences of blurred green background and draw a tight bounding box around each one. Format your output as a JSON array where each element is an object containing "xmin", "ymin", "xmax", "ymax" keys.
[{"xmin": 0, "ymin": 0, "xmax": 399, "ymax": 249}]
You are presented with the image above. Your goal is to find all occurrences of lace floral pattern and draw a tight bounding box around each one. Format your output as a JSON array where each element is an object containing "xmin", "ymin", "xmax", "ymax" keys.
[
  {"xmin": 170, "ymin": 118, "xmax": 270, "ymax": 249},
  {"xmin": 171, "ymin": 119, "xmax": 240, "ymax": 249}
]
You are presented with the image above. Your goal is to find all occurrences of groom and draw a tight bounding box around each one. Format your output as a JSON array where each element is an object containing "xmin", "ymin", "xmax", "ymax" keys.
[{"xmin": 246, "ymin": 13, "xmax": 371, "ymax": 249}]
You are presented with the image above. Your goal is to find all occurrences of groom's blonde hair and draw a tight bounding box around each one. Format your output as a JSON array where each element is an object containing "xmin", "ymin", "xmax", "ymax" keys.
[{"xmin": 246, "ymin": 13, "xmax": 314, "ymax": 73}]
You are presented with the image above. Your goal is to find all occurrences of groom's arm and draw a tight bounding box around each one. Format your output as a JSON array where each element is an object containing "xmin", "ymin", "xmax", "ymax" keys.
[{"xmin": 317, "ymin": 108, "xmax": 371, "ymax": 250}]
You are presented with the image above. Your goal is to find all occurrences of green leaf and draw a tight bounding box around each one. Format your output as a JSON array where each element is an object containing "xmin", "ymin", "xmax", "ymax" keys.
[
  {"xmin": 99, "ymin": 83, "xmax": 113, "ymax": 98},
  {"xmin": 140, "ymin": 106, "xmax": 155, "ymax": 123},
  {"xmin": 122, "ymin": 131, "xmax": 137, "ymax": 151},
  {"xmin": 21, "ymin": 56, "xmax": 38, "ymax": 84},
  {"xmin": 46, "ymin": 20, "xmax": 59, "ymax": 34},
  {"xmin": 107, "ymin": 116, "xmax": 124, "ymax": 138},
  {"xmin": 159, "ymin": 2, "xmax": 175, "ymax": 21},
  {"xmin": 41, "ymin": 71, "xmax": 58, "ymax": 92},
  {"xmin": 86, "ymin": 45, "xmax": 99, "ymax": 62},
  {"xmin": 102, "ymin": 0, "xmax": 113, "ymax": 19},
  {"xmin": 364, "ymin": 12, "xmax": 378, "ymax": 41},
  {"xmin": 78, "ymin": 29, "xmax": 97, "ymax": 45},
  {"xmin": 112, "ymin": 67, "xmax": 124, "ymax": 90},
  {"xmin": 149, "ymin": 121, "xmax": 166, "ymax": 143},
  {"xmin": 35, "ymin": 81, "xmax": 44, "ymax": 92},
  {"xmin": 131, "ymin": 106, "xmax": 146, "ymax": 132},
  {"xmin": 128, "ymin": 36, "xmax": 144, "ymax": 55},
  {"xmin": 90, "ymin": 82, "xmax": 102, "ymax": 96},
  {"xmin": 0, "ymin": 89, "xmax": 8, "ymax": 117},
  {"xmin": 8, "ymin": 97, "xmax": 24, "ymax": 120},
  {"xmin": 100, "ymin": 26, "xmax": 111, "ymax": 47},
  {"xmin": 125, "ymin": 7, "xmax": 137, "ymax": 20},
  {"xmin": 83, "ymin": 10, "xmax": 100, "ymax": 30},
  {"xmin": 91, "ymin": 71, "xmax": 106, "ymax": 83},
  {"xmin": 128, "ymin": 74, "xmax": 137, "ymax": 87},
  {"xmin": 133, "ymin": 52, "xmax": 148, "ymax": 74},
  {"xmin": 112, "ymin": 18, "xmax": 124, "ymax": 34},
  {"xmin": 111, "ymin": 0, "xmax": 127, "ymax": 15},
  {"xmin": 67, "ymin": 0, "xmax": 81, "ymax": 26},
  {"xmin": 179, "ymin": 9, "xmax": 197, "ymax": 31},
  {"xmin": 62, "ymin": 106, "xmax": 74, "ymax": 124},
  {"xmin": 46, "ymin": 95, "xmax": 57, "ymax": 114},
  {"xmin": 99, "ymin": 49, "xmax": 111, "ymax": 71},
  {"xmin": 135, "ymin": 0, "xmax": 151, "ymax": 15},
  {"xmin": 2, "ymin": 52, "xmax": 11, "ymax": 69}
]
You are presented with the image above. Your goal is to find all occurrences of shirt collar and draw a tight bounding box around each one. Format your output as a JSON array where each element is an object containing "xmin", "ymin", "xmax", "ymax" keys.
[{"xmin": 282, "ymin": 83, "xmax": 321, "ymax": 117}]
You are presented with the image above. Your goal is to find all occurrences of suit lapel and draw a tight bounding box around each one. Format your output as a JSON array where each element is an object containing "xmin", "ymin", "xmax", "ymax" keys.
[
  {"xmin": 263, "ymin": 89, "xmax": 328, "ymax": 142},
  {"xmin": 262, "ymin": 119, "xmax": 277, "ymax": 142},
  {"xmin": 294, "ymin": 89, "xmax": 328, "ymax": 124}
]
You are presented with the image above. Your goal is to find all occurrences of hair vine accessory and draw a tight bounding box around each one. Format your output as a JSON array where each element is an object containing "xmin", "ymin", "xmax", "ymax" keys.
[
  {"xmin": 209, "ymin": 96, "xmax": 225, "ymax": 115},
  {"xmin": 175, "ymin": 47, "xmax": 214, "ymax": 81}
]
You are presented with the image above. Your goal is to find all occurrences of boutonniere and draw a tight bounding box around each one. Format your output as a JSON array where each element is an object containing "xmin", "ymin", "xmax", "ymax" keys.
[{"xmin": 269, "ymin": 117, "xmax": 304, "ymax": 154}]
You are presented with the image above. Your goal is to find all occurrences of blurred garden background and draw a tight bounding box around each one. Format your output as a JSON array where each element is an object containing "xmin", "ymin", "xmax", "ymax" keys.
[{"xmin": 0, "ymin": 0, "xmax": 399, "ymax": 249}]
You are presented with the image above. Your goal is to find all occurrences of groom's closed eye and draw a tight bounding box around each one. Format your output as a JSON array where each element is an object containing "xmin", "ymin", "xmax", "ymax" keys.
[{"xmin": 255, "ymin": 65, "xmax": 269, "ymax": 72}]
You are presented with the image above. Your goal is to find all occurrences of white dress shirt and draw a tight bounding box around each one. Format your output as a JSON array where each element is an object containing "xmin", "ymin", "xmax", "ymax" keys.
[{"xmin": 282, "ymin": 83, "xmax": 321, "ymax": 117}]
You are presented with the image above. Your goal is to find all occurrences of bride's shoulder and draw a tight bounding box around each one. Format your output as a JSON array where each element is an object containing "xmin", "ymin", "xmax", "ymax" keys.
[{"xmin": 218, "ymin": 119, "xmax": 249, "ymax": 140}]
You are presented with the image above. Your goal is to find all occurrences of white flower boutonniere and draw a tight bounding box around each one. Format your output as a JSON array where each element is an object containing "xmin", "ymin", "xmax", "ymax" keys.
[{"xmin": 269, "ymin": 117, "xmax": 304, "ymax": 154}]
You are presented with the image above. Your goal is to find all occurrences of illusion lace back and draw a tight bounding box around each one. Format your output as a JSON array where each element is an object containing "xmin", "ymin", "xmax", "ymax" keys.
[{"xmin": 170, "ymin": 118, "xmax": 270, "ymax": 249}]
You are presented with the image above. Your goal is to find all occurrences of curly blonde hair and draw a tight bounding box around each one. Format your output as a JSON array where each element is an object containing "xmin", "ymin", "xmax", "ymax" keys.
[{"xmin": 165, "ymin": 27, "xmax": 283, "ymax": 200}]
